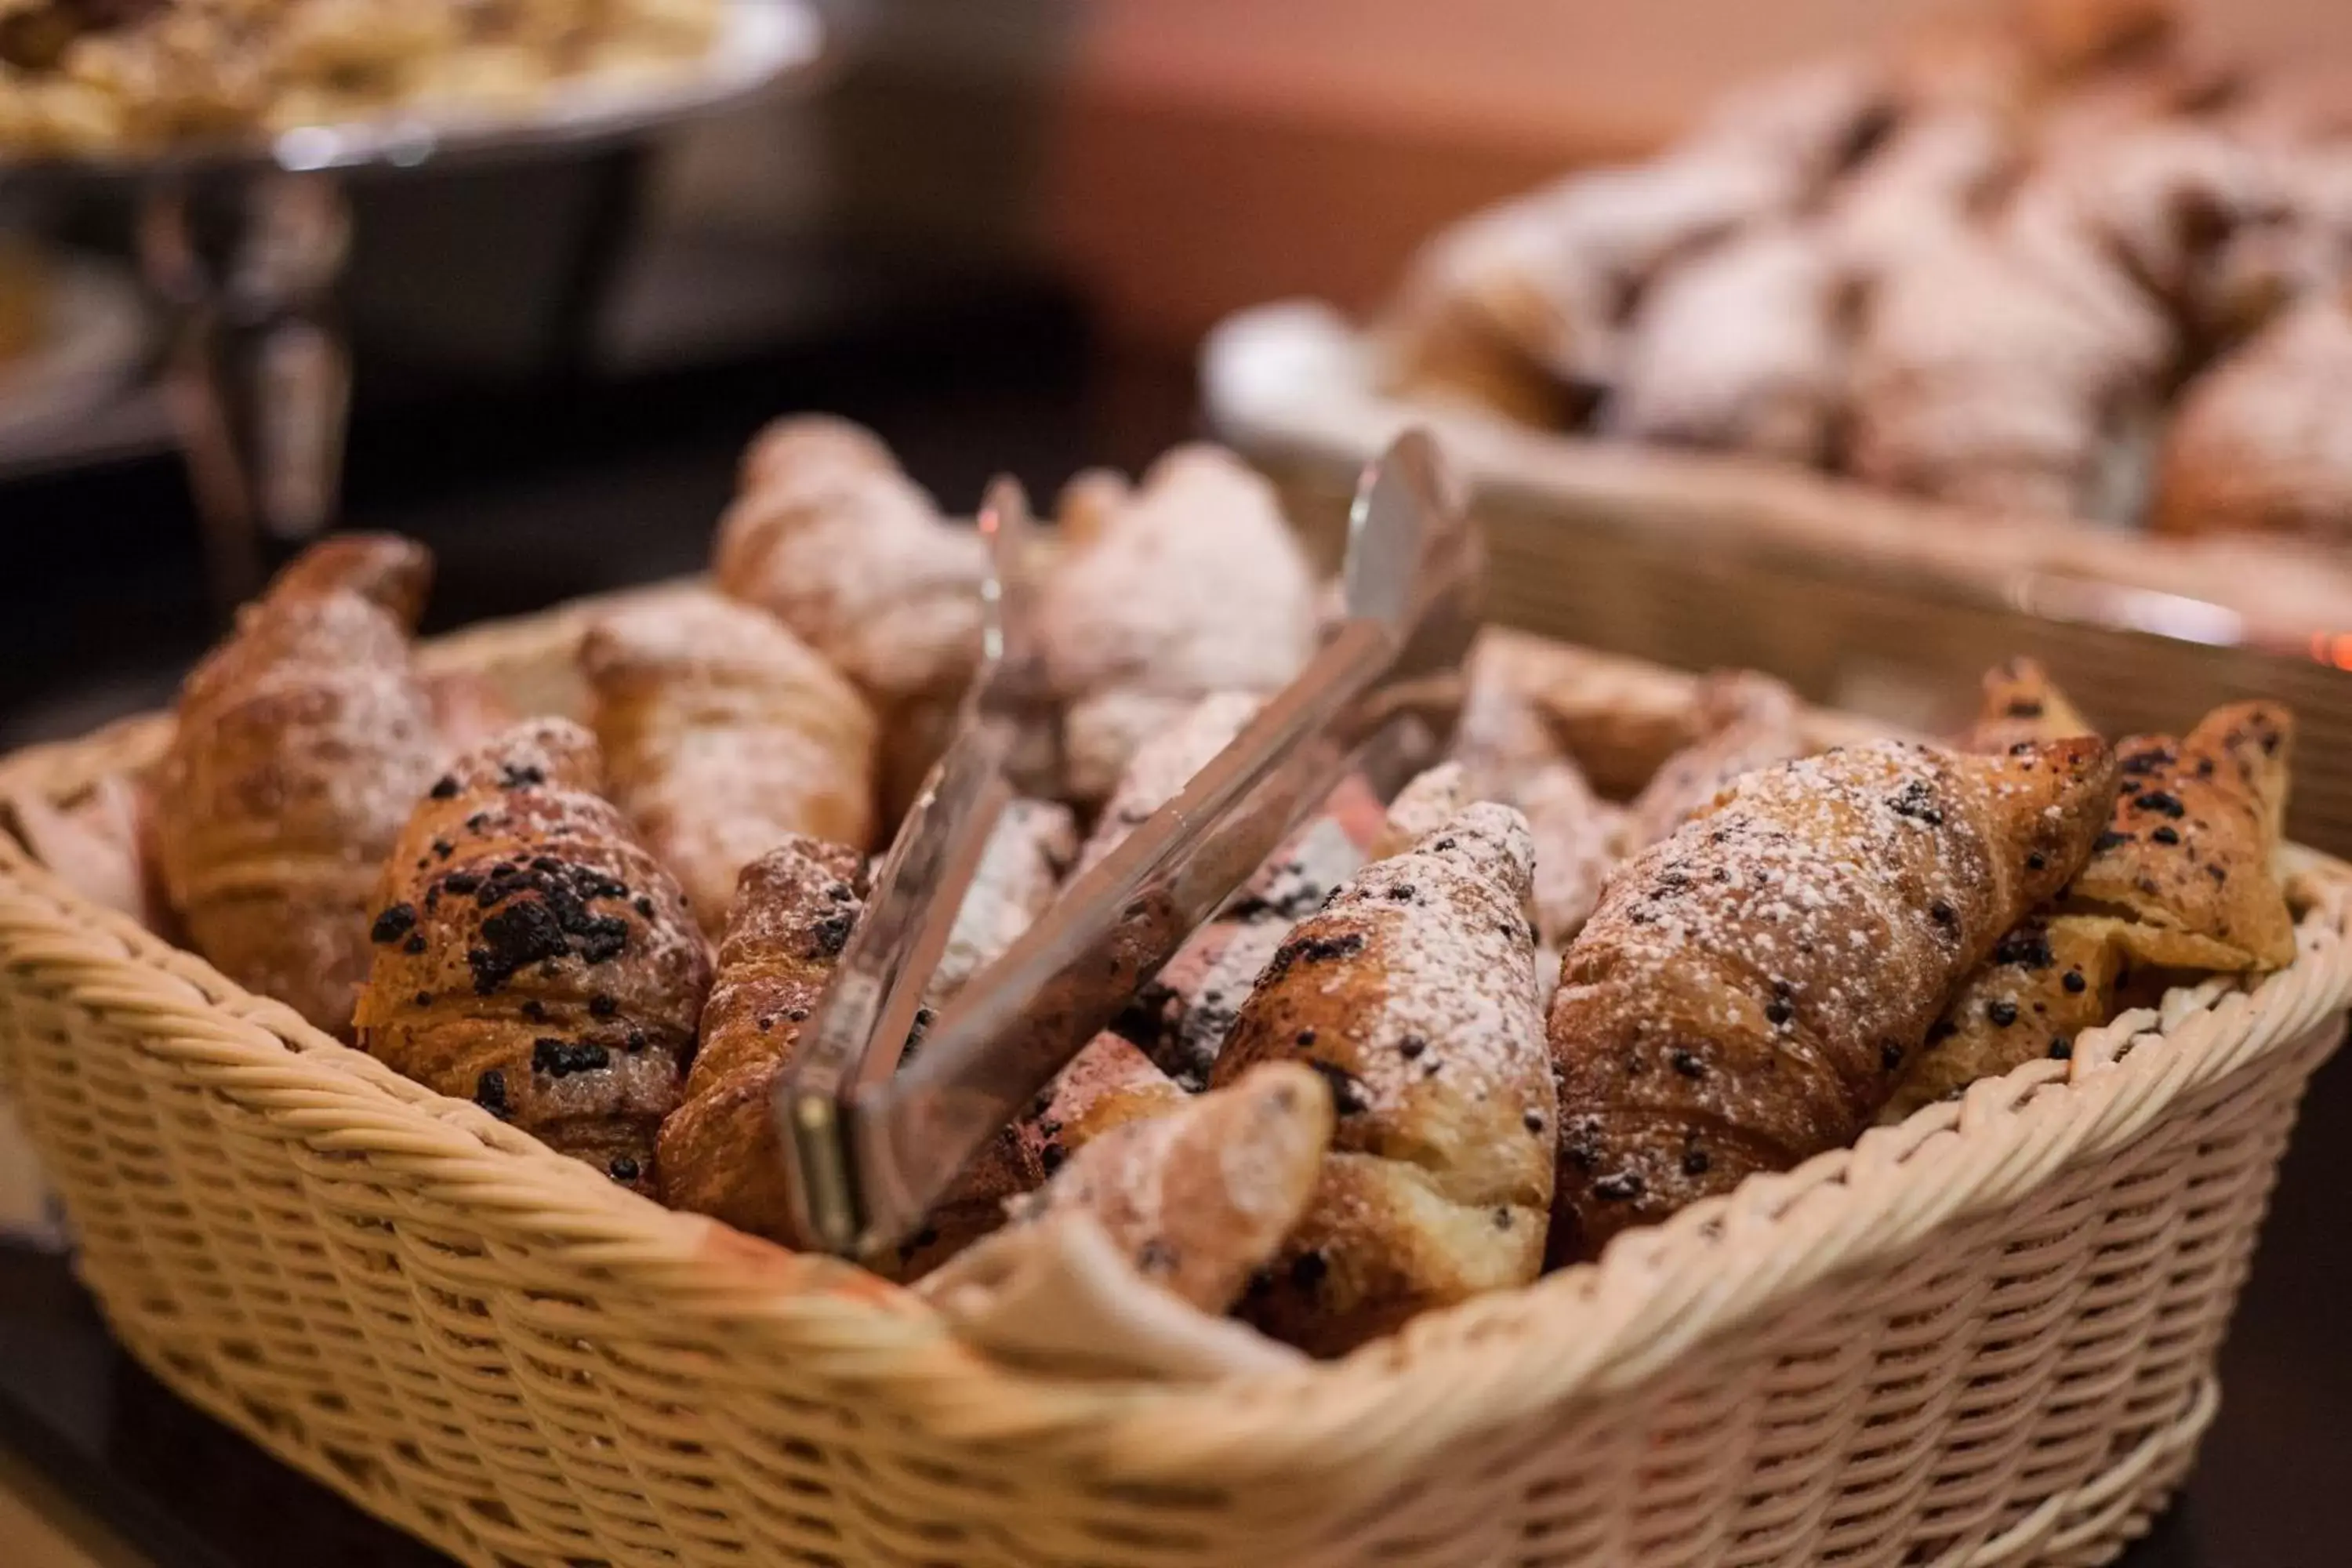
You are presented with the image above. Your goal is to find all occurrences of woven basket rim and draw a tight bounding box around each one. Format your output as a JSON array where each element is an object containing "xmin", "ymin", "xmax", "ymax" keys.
[{"xmin": 4, "ymin": 604, "xmax": 2348, "ymax": 1497}]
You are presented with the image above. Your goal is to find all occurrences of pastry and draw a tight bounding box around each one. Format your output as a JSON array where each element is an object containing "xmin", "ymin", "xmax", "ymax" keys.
[
  {"xmin": 1038, "ymin": 446, "xmax": 1318, "ymax": 804},
  {"xmin": 656, "ymin": 835, "xmax": 865, "ymax": 1234},
  {"xmin": 1213, "ymin": 803, "xmax": 1556, "ymax": 1356},
  {"xmin": 1519, "ymin": 759, "xmax": 1622, "ymax": 948},
  {"xmin": 712, "ymin": 415, "xmax": 987, "ymax": 816},
  {"xmin": 1889, "ymin": 685, "xmax": 2294, "ymax": 1116},
  {"xmin": 5, "ymin": 771, "xmax": 170, "ymax": 935},
  {"xmin": 354, "ymin": 720, "xmax": 711, "ymax": 1194},
  {"xmin": 926, "ymin": 798, "xmax": 1078, "ymax": 1006},
  {"xmin": 1823, "ymin": 113, "xmax": 2016, "ymax": 280},
  {"xmin": 1621, "ymin": 670, "xmax": 1807, "ymax": 851},
  {"xmin": 154, "ymin": 535, "xmax": 442, "ymax": 1035},
  {"xmin": 1606, "ymin": 225, "xmax": 1853, "ymax": 466},
  {"xmin": 580, "ymin": 590, "xmax": 878, "ymax": 934},
  {"xmin": 1959, "ymin": 656, "xmax": 2096, "ymax": 753},
  {"xmin": 967, "ymin": 1062, "xmax": 1336, "ymax": 1316},
  {"xmin": 2150, "ymin": 290, "xmax": 2352, "ymax": 544},
  {"xmin": 1845, "ymin": 227, "xmax": 2171, "ymax": 521},
  {"xmin": 1547, "ymin": 735, "xmax": 2117, "ymax": 1262},
  {"xmin": 423, "ymin": 670, "xmax": 521, "ymax": 760}
]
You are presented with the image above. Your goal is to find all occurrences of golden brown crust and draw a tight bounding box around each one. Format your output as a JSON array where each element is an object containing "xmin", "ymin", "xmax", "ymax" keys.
[
  {"xmin": 1546, "ymin": 737, "xmax": 2117, "ymax": 1263},
  {"xmin": 2060, "ymin": 702, "xmax": 2296, "ymax": 970},
  {"xmin": 353, "ymin": 720, "xmax": 711, "ymax": 1196},
  {"xmin": 1214, "ymin": 803, "xmax": 1556, "ymax": 1356},
  {"xmin": 260, "ymin": 532, "xmax": 432, "ymax": 630},
  {"xmin": 989, "ymin": 1062, "xmax": 1336, "ymax": 1315},
  {"xmin": 1622, "ymin": 670, "xmax": 1807, "ymax": 851},
  {"xmin": 1883, "ymin": 914, "xmax": 2129, "ymax": 1118},
  {"xmin": 581, "ymin": 590, "xmax": 877, "ymax": 934},
  {"xmin": 1960, "ymin": 657, "xmax": 2097, "ymax": 753},
  {"xmin": 156, "ymin": 539, "xmax": 443, "ymax": 1036},
  {"xmin": 655, "ymin": 836, "xmax": 866, "ymax": 1233}
]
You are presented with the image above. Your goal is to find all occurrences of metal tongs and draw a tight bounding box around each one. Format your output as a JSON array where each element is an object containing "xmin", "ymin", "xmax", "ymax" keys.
[{"xmin": 779, "ymin": 429, "xmax": 1483, "ymax": 1260}]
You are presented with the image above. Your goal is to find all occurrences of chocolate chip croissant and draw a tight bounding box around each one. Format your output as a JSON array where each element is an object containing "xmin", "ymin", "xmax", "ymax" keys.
[
  {"xmin": 155, "ymin": 535, "xmax": 442, "ymax": 1035},
  {"xmin": 581, "ymin": 589, "xmax": 878, "ymax": 935},
  {"xmin": 354, "ymin": 720, "xmax": 711, "ymax": 1194},
  {"xmin": 1889, "ymin": 685, "xmax": 2296, "ymax": 1117},
  {"xmin": 1214, "ymin": 802, "xmax": 1557, "ymax": 1356},
  {"xmin": 1548, "ymin": 735, "xmax": 2118, "ymax": 1262}
]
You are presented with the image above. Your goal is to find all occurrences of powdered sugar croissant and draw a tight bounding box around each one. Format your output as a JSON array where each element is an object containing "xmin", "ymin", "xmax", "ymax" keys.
[
  {"xmin": 1214, "ymin": 802, "xmax": 1556, "ymax": 1356},
  {"xmin": 1548, "ymin": 736, "xmax": 2116, "ymax": 1262}
]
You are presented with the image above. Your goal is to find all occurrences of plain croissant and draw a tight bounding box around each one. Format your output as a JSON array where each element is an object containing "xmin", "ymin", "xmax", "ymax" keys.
[
  {"xmin": 154, "ymin": 535, "xmax": 442, "ymax": 1035},
  {"xmin": 581, "ymin": 589, "xmax": 877, "ymax": 935}
]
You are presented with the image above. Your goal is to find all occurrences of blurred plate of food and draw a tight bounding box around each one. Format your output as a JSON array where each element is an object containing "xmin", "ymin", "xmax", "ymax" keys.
[{"xmin": 0, "ymin": 0, "xmax": 825, "ymax": 173}]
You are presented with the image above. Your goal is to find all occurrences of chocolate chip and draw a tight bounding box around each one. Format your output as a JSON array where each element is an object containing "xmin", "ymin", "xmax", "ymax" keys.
[
  {"xmin": 1887, "ymin": 779, "xmax": 1944, "ymax": 826},
  {"xmin": 370, "ymin": 904, "xmax": 417, "ymax": 944},
  {"xmin": 1682, "ymin": 1145, "xmax": 1711, "ymax": 1177},
  {"xmin": 429, "ymin": 775, "xmax": 459, "ymax": 800},
  {"xmin": 1388, "ymin": 884, "xmax": 1416, "ymax": 901},
  {"xmin": 589, "ymin": 993, "xmax": 619, "ymax": 1018},
  {"xmin": 532, "ymin": 1039, "xmax": 610, "ymax": 1078},
  {"xmin": 432, "ymin": 840, "xmax": 455, "ymax": 861},
  {"xmin": 412, "ymin": 991, "xmax": 432, "ymax": 1007},
  {"xmin": 786, "ymin": 1007, "xmax": 809, "ymax": 1023},
  {"xmin": 634, "ymin": 895, "xmax": 656, "ymax": 918},
  {"xmin": 1987, "ymin": 1000, "xmax": 2019, "ymax": 1027},
  {"xmin": 1993, "ymin": 929, "xmax": 2055, "ymax": 970},
  {"xmin": 1593, "ymin": 1171, "xmax": 1646, "ymax": 1202},
  {"xmin": 2049, "ymin": 1037, "xmax": 2074, "ymax": 1060},
  {"xmin": 1764, "ymin": 1000, "xmax": 1793, "ymax": 1027},
  {"xmin": 2026, "ymin": 851, "xmax": 2046, "ymax": 872},
  {"xmin": 444, "ymin": 872, "xmax": 481, "ymax": 894},
  {"xmin": 808, "ymin": 912, "xmax": 855, "ymax": 959},
  {"xmin": 1307, "ymin": 1058, "xmax": 1370, "ymax": 1116},
  {"xmin": 1040, "ymin": 1143, "xmax": 1065, "ymax": 1175},
  {"xmin": 1929, "ymin": 901, "xmax": 1957, "ymax": 931},
  {"xmin": 1492, "ymin": 1207, "xmax": 1513, "ymax": 1230},
  {"xmin": 2094, "ymin": 830, "xmax": 2131, "ymax": 852},
  {"xmin": 499, "ymin": 763, "xmax": 545, "ymax": 789},
  {"xmin": 2132, "ymin": 789, "xmax": 2186, "ymax": 818},
  {"xmin": 1670, "ymin": 1049, "xmax": 1706, "ymax": 1079},
  {"xmin": 473, "ymin": 1069, "xmax": 510, "ymax": 1118},
  {"xmin": 827, "ymin": 883, "xmax": 855, "ymax": 903},
  {"xmin": 1295, "ymin": 1027, "xmax": 1316, "ymax": 1047},
  {"xmin": 609, "ymin": 1156, "xmax": 641, "ymax": 1184},
  {"xmin": 1398, "ymin": 1034, "xmax": 1426, "ymax": 1059},
  {"xmin": 2151, "ymin": 825, "xmax": 2181, "ymax": 845},
  {"xmin": 2063, "ymin": 970, "xmax": 2088, "ymax": 994},
  {"xmin": 1881, "ymin": 1042, "xmax": 1904, "ymax": 1072},
  {"xmin": 1523, "ymin": 1109, "xmax": 1545, "ymax": 1134},
  {"xmin": 402, "ymin": 933, "xmax": 426, "ymax": 955}
]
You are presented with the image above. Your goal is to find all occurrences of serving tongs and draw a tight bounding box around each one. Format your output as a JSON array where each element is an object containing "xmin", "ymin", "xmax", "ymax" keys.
[{"xmin": 779, "ymin": 429, "xmax": 1483, "ymax": 1261}]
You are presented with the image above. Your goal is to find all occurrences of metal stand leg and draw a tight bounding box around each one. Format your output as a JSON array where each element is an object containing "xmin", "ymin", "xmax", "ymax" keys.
[{"xmin": 137, "ymin": 171, "xmax": 353, "ymax": 609}]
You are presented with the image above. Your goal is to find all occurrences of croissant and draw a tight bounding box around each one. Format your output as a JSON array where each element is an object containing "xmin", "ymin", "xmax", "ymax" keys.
[
  {"xmin": 2150, "ymin": 292, "xmax": 2352, "ymax": 545},
  {"xmin": 155, "ymin": 534, "xmax": 442, "ymax": 1034},
  {"xmin": 1214, "ymin": 803, "xmax": 1555, "ymax": 1356},
  {"xmin": 1845, "ymin": 227, "xmax": 2169, "ymax": 521},
  {"xmin": 581, "ymin": 590, "xmax": 878, "ymax": 934},
  {"xmin": 354, "ymin": 720, "xmax": 711, "ymax": 1193},
  {"xmin": 712, "ymin": 415, "xmax": 987, "ymax": 815},
  {"xmin": 927, "ymin": 798, "xmax": 1078, "ymax": 1005},
  {"xmin": 6, "ymin": 772, "xmax": 171, "ymax": 935},
  {"xmin": 1605, "ymin": 225, "xmax": 1853, "ymax": 466},
  {"xmin": 1548, "ymin": 736, "xmax": 2117, "ymax": 1262},
  {"xmin": 1036, "ymin": 447, "xmax": 1318, "ymax": 804},
  {"xmin": 956, "ymin": 1062, "xmax": 1336, "ymax": 1316},
  {"xmin": 1959, "ymin": 656, "xmax": 2095, "ymax": 753},
  {"xmin": 1621, "ymin": 670, "xmax": 1807, "ymax": 851},
  {"xmin": 424, "ymin": 670, "xmax": 521, "ymax": 760},
  {"xmin": 655, "ymin": 836, "xmax": 866, "ymax": 1232},
  {"xmin": 1890, "ymin": 686, "xmax": 2294, "ymax": 1117}
]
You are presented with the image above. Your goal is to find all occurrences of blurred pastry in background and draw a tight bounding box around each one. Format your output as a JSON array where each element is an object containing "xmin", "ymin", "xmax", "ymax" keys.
[{"xmin": 2151, "ymin": 289, "xmax": 2352, "ymax": 545}]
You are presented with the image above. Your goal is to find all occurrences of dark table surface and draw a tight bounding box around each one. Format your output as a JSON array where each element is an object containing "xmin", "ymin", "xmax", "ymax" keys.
[{"xmin": 0, "ymin": 277, "xmax": 2344, "ymax": 1568}]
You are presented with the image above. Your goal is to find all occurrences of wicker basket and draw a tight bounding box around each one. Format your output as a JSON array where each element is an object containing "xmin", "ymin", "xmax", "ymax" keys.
[
  {"xmin": 1204, "ymin": 303, "xmax": 2352, "ymax": 862},
  {"xmin": 2, "ymin": 590, "xmax": 2348, "ymax": 1568}
]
